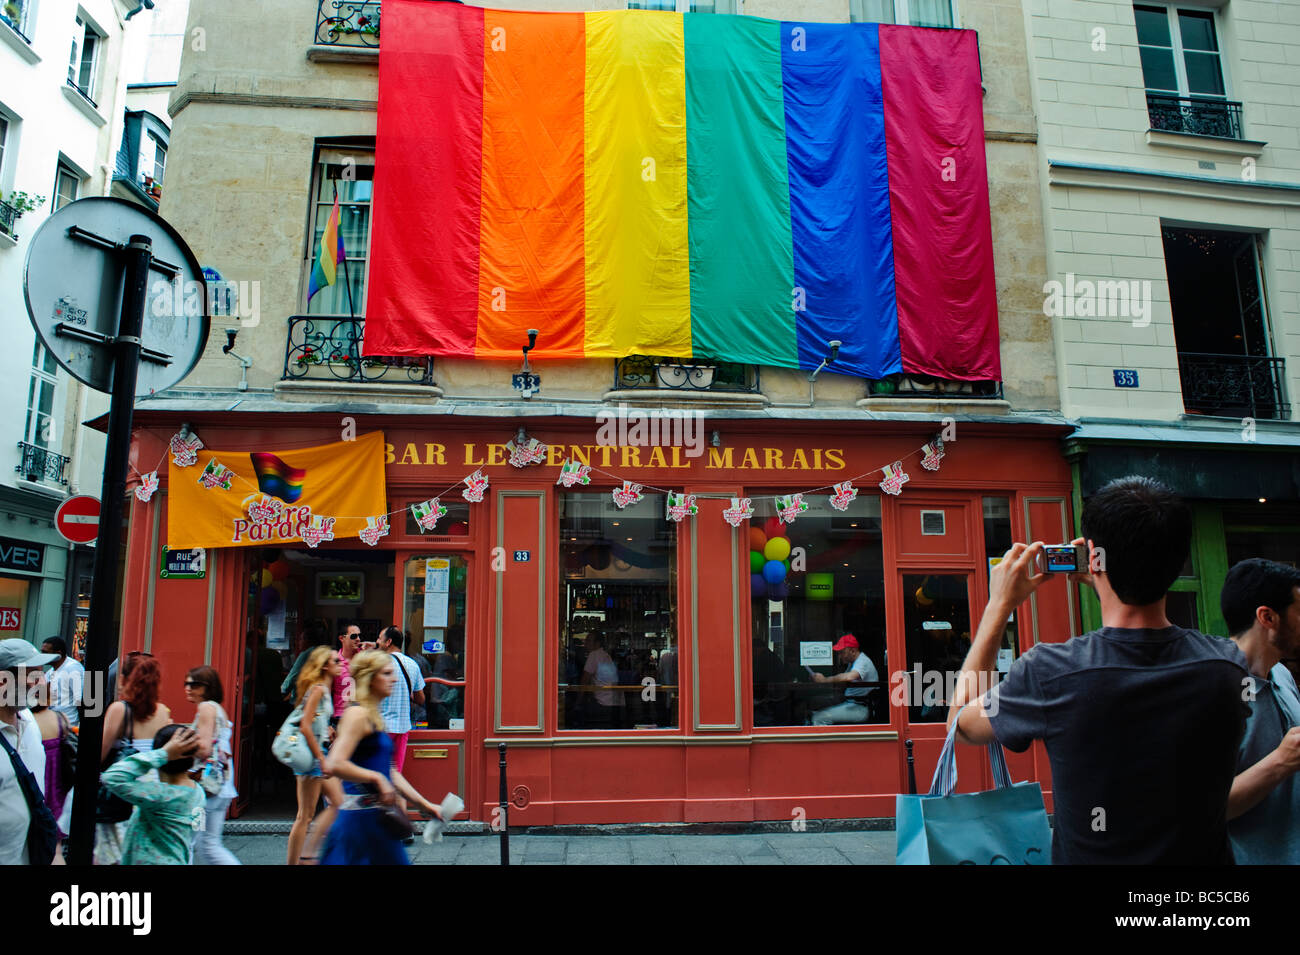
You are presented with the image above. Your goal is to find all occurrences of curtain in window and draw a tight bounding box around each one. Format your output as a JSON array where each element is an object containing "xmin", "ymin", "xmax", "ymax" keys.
[{"xmin": 909, "ymin": 0, "xmax": 952, "ymax": 27}]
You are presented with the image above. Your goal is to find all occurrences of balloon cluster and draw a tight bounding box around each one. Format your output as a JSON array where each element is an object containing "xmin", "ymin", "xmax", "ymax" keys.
[
  {"xmin": 749, "ymin": 517, "xmax": 792, "ymax": 602},
  {"xmin": 257, "ymin": 554, "xmax": 292, "ymax": 615}
]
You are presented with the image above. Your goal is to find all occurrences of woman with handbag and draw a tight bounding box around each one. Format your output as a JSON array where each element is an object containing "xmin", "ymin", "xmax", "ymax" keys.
[
  {"xmin": 320, "ymin": 650, "xmax": 441, "ymax": 866},
  {"xmin": 185, "ymin": 666, "xmax": 241, "ymax": 865},
  {"xmin": 96, "ymin": 652, "xmax": 171, "ymax": 865},
  {"xmin": 30, "ymin": 698, "xmax": 75, "ymax": 838},
  {"xmin": 283, "ymin": 646, "xmax": 343, "ymax": 865}
]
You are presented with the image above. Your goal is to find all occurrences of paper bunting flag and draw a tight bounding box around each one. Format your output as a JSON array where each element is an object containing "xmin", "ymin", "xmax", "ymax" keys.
[
  {"xmin": 722, "ymin": 497, "xmax": 754, "ymax": 527},
  {"xmin": 665, "ymin": 492, "xmax": 699, "ymax": 523},
  {"xmin": 244, "ymin": 495, "xmax": 285, "ymax": 523},
  {"xmin": 829, "ymin": 481, "xmax": 858, "ymax": 512},
  {"xmin": 506, "ymin": 437, "xmax": 548, "ymax": 468},
  {"xmin": 879, "ymin": 461, "xmax": 910, "ymax": 496},
  {"xmin": 169, "ymin": 430, "xmax": 204, "ymax": 468},
  {"xmin": 300, "ymin": 514, "xmax": 336, "ymax": 549},
  {"xmin": 134, "ymin": 471, "xmax": 158, "ymax": 503},
  {"xmin": 198, "ymin": 458, "xmax": 234, "ymax": 490},
  {"xmin": 359, "ymin": 515, "xmax": 390, "ymax": 547},
  {"xmin": 776, "ymin": 493, "xmax": 809, "ymax": 525},
  {"xmin": 612, "ymin": 481, "xmax": 645, "ymax": 509},
  {"xmin": 920, "ymin": 436, "xmax": 946, "ymax": 471},
  {"xmin": 462, "ymin": 469, "xmax": 489, "ymax": 503},
  {"xmin": 556, "ymin": 459, "xmax": 592, "ymax": 488},
  {"xmin": 410, "ymin": 497, "xmax": 448, "ymax": 533}
]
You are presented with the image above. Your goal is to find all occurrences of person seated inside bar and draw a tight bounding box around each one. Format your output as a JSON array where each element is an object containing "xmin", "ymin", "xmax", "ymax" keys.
[
  {"xmin": 581, "ymin": 631, "xmax": 623, "ymax": 728},
  {"xmin": 810, "ymin": 634, "xmax": 878, "ymax": 725}
]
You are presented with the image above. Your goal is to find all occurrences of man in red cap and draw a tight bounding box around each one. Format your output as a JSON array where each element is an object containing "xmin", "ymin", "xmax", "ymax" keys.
[{"xmin": 811, "ymin": 634, "xmax": 878, "ymax": 725}]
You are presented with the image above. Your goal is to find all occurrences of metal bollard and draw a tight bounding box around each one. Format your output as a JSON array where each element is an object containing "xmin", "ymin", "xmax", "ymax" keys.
[
  {"xmin": 498, "ymin": 742, "xmax": 509, "ymax": 865},
  {"xmin": 905, "ymin": 739, "xmax": 917, "ymax": 795}
]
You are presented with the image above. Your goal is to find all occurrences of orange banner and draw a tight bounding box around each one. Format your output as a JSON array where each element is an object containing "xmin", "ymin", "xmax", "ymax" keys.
[{"xmin": 167, "ymin": 431, "xmax": 388, "ymax": 550}]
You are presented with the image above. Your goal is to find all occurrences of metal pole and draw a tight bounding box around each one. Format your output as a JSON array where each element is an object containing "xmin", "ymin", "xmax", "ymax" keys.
[
  {"xmin": 906, "ymin": 739, "xmax": 917, "ymax": 796},
  {"xmin": 498, "ymin": 741, "xmax": 509, "ymax": 866},
  {"xmin": 68, "ymin": 235, "xmax": 152, "ymax": 866}
]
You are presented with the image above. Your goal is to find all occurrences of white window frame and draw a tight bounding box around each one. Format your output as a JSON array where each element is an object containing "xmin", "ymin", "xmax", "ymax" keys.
[
  {"xmin": 304, "ymin": 146, "xmax": 374, "ymax": 316},
  {"xmin": 139, "ymin": 130, "xmax": 165, "ymax": 185},
  {"xmin": 25, "ymin": 342, "xmax": 58, "ymax": 449},
  {"xmin": 850, "ymin": 0, "xmax": 958, "ymax": 27},
  {"xmin": 1134, "ymin": 3, "xmax": 1230, "ymax": 100},
  {"xmin": 2, "ymin": 0, "xmax": 33, "ymax": 38},
  {"xmin": 627, "ymin": 0, "xmax": 745, "ymax": 13},
  {"xmin": 53, "ymin": 160, "xmax": 80, "ymax": 210},
  {"xmin": 67, "ymin": 12, "xmax": 104, "ymax": 104},
  {"xmin": 0, "ymin": 111, "xmax": 9, "ymax": 192}
]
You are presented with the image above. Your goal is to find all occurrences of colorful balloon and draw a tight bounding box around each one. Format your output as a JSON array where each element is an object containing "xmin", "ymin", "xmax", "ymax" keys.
[
  {"xmin": 748, "ymin": 527, "xmax": 767, "ymax": 553},
  {"xmin": 268, "ymin": 559, "xmax": 291, "ymax": 581},
  {"xmin": 750, "ymin": 550, "xmax": 765, "ymax": 574},
  {"xmin": 260, "ymin": 568, "xmax": 273, "ymax": 588},
  {"xmin": 763, "ymin": 516, "xmax": 784, "ymax": 540},
  {"xmin": 763, "ymin": 537, "xmax": 791, "ymax": 562},
  {"xmin": 751, "ymin": 573, "xmax": 766, "ymax": 597},
  {"xmin": 259, "ymin": 586, "xmax": 280, "ymax": 615},
  {"xmin": 762, "ymin": 559, "xmax": 787, "ymax": 585}
]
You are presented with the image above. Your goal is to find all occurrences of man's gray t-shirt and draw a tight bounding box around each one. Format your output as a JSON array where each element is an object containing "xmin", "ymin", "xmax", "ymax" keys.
[
  {"xmin": 986, "ymin": 626, "xmax": 1249, "ymax": 865},
  {"xmin": 1229, "ymin": 675, "xmax": 1299, "ymax": 864}
]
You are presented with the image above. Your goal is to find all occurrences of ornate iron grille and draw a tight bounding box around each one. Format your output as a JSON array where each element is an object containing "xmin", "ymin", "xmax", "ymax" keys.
[
  {"xmin": 1146, "ymin": 93, "xmax": 1244, "ymax": 140},
  {"xmin": 283, "ymin": 316, "xmax": 435, "ymax": 385},
  {"xmin": 866, "ymin": 375, "xmax": 1003, "ymax": 399},
  {"xmin": 0, "ymin": 200, "xmax": 17, "ymax": 239},
  {"xmin": 16, "ymin": 442, "xmax": 69, "ymax": 485},
  {"xmin": 315, "ymin": 0, "xmax": 380, "ymax": 47},
  {"xmin": 614, "ymin": 356, "xmax": 760, "ymax": 394},
  {"xmin": 1177, "ymin": 352, "xmax": 1288, "ymax": 419}
]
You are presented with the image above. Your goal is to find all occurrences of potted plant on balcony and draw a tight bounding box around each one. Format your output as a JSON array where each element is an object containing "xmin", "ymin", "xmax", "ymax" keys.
[
  {"xmin": 0, "ymin": 190, "xmax": 45, "ymax": 238},
  {"xmin": 2, "ymin": 2, "xmax": 21, "ymax": 28}
]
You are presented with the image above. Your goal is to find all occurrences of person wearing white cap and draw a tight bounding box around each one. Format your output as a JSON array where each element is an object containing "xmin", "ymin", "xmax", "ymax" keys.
[
  {"xmin": 810, "ymin": 634, "xmax": 879, "ymax": 726},
  {"xmin": 0, "ymin": 638, "xmax": 57, "ymax": 864}
]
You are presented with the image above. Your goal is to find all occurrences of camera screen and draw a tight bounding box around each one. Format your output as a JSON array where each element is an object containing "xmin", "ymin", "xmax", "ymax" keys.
[{"xmin": 1043, "ymin": 546, "xmax": 1080, "ymax": 573}]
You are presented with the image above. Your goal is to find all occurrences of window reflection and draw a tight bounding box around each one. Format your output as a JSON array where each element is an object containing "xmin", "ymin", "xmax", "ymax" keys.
[
  {"xmin": 902, "ymin": 574, "xmax": 972, "ymax": 723},
  {"xmin": 403, "ymin": 555, "xmax": 467, "ymax": 729}
]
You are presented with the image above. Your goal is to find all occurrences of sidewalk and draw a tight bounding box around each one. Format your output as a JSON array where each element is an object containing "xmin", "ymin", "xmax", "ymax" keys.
[{"xmin": 225, "ymin": 829, "xmax": 898, "ymax": 865}]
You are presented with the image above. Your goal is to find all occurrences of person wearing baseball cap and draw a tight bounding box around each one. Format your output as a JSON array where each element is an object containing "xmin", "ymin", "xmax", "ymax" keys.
[
  {"xmin": 810, "ymin": 634, "xmax": 879, "ymax": 725},
  {"xmin": 0, "ymin": 638, "xmax": 57, "ymax": 864}
]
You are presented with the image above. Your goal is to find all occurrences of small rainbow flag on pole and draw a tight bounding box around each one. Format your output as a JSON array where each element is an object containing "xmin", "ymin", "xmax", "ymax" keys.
[
  {"xmin": 249, "ymin": 452, "xmax": 307, "ymax": 503},
  {"xmin": 307, "ymin": 192, "xmax": 345, "ymax": 303}
]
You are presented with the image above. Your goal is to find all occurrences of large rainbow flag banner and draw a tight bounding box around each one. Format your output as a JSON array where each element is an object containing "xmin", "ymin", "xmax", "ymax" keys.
[{"xmin": 363, "ymin": 1, "xmax": 1000, "ymax": 381}]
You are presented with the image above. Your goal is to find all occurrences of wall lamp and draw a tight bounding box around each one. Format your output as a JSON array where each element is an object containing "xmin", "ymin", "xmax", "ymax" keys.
[
  {"xmin": 514, "ymin": 329, "xmax": 541, "ymax": 400},
  {"xmin": 808, "ymin": 340, "xmax": 842, "ymax": 383},
  {"xmin": 222, "ymin": 328, "xmax": 253, "ymax": 392}
]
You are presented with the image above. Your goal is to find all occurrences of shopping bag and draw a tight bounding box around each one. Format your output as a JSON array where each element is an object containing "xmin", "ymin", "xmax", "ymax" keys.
[{"xmin": 896, "ymin": 713, "xmax": 1052, "ymax": 865}]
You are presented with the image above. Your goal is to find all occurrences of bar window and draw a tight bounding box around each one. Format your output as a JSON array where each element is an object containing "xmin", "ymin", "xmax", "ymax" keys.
[
  {"xmin": 559, "ymin": 492, "xmax": 677, "ymax": 730},
  {"xmin": 403, "ymin": 555, "xmax": 468, "ymax": 729},
  {"xmin": 983, "ymin": 497, "xmax": 1021, "ymax": 672},
  {"xmin": 749, "ymin": 494, "xmax": 887, "ymax": 727}
]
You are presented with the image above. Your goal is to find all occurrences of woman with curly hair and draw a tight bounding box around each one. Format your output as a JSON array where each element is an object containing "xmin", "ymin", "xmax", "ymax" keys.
[
  {"xmin": 286, "ymin": 646, "xmax": 344, "ymax": 864},
  {"xmin": 96, "ymin": 652, "xmax": 172, "ymax": 864},
  {"xmin": 320, "ymin": 650, "xmax": 441, "ymax": 865}
]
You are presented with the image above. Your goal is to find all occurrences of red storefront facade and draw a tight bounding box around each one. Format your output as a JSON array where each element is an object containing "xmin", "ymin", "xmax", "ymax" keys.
[{"xmin": 120, "ymin": 410, "xmax": 1076, "ymax": 824}]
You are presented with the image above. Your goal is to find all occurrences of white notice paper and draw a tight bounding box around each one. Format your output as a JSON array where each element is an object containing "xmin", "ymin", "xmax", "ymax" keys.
[
  {"xmin": 997, "ymin": 648, "xmax": 1014, "ymax": 673},
  {"xmin": 424, "ymin": 557, "xmax": 451, "ymax": 627},
  {"xmin": 799, "ymin": 641, "xmax": 833, "ymax": 667},
  {"xmin": 267, "ymin": 610, "xmax": 288, "ymax": 650}
]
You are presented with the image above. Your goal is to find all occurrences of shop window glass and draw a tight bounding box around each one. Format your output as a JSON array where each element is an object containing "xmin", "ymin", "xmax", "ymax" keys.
[
  {"xmin": 982, "ymin": 497, "xmax": 1021, "ymax": 671},
  {"xmin": 559, "ymin": 492, "xmax": 677, "ymax": 730},
  {"xmin": 1225, "ymin": 513, "xmax": 1300, "ymax": 569},
  {"xmin": 749, "ymin": 495, "xmax": 887, "ymax": 728},
  {"xmin": 403, "ymin": 500, "xmax": 471, "ymax": 537},
  {"xmin": 403, "ymin": 555, "xmax": 468, "ymax": 729},
  {"xmin": 0, "ymin": 577, "xmax": 31, "ymax": 637},
  {"xmin": 902, "ymin": 573, "xmax": 973, "ymax": 723}
]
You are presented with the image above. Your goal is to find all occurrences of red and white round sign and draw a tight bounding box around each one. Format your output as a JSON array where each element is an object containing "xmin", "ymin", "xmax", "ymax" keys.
[{"xmin": 55, "ymin": 495, "xmax": 101, "ymax": 545}]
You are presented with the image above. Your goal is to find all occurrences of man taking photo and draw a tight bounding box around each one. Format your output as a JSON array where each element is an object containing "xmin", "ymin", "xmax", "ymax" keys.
[{"xmin": 946, "ymin": 476, "xmax": 1249, "ymax": 864}]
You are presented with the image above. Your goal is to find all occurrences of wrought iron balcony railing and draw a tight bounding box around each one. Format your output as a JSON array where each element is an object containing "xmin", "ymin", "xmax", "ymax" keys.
[
  {"xmin": 1177, "ymin": 352, "xmax": 1289, "ymax": 420},
  {"xmin": 283, "ymin": 316, "xmax": 435, "ymax": 386},
  {"xmin": 866, "ymin": 374, "xmax": 1003, "ymax": 399},
  {"xmin": 1146, "ymin": 93, "xmax": 1244, "ymax": 140},
  {"xmin": 0, "ymin": 200, "xmax": 17, "ymax": 239},
  {"xmin": 614, "ymin": 356, "xmax": 761, "ymax": 394},
  {"xmin": 16, "ymin": 442, "xmax": 69, "ymax": 485},
  {"xmin": 315, "ymin": 0, "xmax": 380, "ymax": 47}
]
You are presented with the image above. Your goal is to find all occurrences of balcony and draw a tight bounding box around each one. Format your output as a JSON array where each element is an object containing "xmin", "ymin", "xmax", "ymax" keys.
[
  {"xmin": 614, "ymin": 356, "xmax": 760, "ymax": 394},
  {"xmin": 315, "ymin": 0, "xmax": 380, "ymax": 47},
  {"xmin": 866, "ymin": 374, "xmax": 1003, "ymax": 399},
  {"xmin": 282, "ymin": 316, "xmax": 434, "ymax": 386},
  {"xmin": 1146, "ymin": 93, "xmax": 1244, "ymax": 141},
  {"xmin": 1177, "ymin": 352, "xmax": 1289, "ymax": 420},
  {"xmin": 0, "ymin": 200, "xmax": 17, "ymax": 240},
  {"xmin": 16, "ymin": 442, "xmax": 69, "ymax": 486}
]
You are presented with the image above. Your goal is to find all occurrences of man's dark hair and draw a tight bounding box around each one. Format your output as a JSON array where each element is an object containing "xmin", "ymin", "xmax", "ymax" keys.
[
  {"xmin": 42, "ymin": 637, "xmax": 68, "ymax": 657},
  {"xmin": 154, "ymin": 724, "xmax": 196, "ymax": 776},
  {"xmin": 1221, "ymin": 558, "xmax": 1300, "ymax": 635},
  {"xmin": 1080, "ymin": 476, "xmax": 1192, "ymax": 607},
  {"xmin": 380, "ymin": 626, "xmax": 405, "ymax": 652}
]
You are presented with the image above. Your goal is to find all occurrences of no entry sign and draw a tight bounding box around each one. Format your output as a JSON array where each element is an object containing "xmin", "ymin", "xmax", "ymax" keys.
[{"xmin": 55, "ymin": 495, "xmax": 101, "ymax": 545}]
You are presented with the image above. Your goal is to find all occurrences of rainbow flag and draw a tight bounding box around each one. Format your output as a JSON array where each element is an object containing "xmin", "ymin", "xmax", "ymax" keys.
[
  {"xmin": 307, "ymin": 194, "xmax": 345, "ymax": 302},
  {"xmin": 249, "ymin": 452, "xmax": 307, "ymax": 503},
  {"xmin": 363, "ymin": 2, "xmax": 999, "ymax": 381}
]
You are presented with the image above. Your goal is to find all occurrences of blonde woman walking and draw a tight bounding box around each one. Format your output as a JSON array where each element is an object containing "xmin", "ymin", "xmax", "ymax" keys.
[{"xmin": 287, "ymin": 647, "xmax": 344, "ymax": 865}]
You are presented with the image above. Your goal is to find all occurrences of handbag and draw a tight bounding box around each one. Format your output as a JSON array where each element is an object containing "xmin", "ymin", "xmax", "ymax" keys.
[
  {"xmin": 0, "ymin": 723, "xmax": 59, "ymax": 865},
  {"xmin": 96, "ymin": 702, "xmax": 137, "ymax": 824},
  {"xmin": 361, "ymin": 785, "xmax": 416, "ymax": 840},
  {"xmin": 272, "ymin": 699, "xmax": 315, "ymax": 775},
  {"xmin": 896, "ymin": 710, "xmax": 1052, "ymax": 865},
  {"xmin": 55, "ymin": 711, "xmax": 77, "ymax": 783},
  {"xmin": 194, "ymin": 703, "xmax": 228, "ymax": 797}
]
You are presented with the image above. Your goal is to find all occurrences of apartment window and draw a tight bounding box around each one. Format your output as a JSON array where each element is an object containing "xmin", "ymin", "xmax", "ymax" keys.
[
  {"xmin": 1135, "ymin": 4, "xmax": 1241, "ymax": 139},
  {"xmin": 627, "ymin": 0, "xmax": 742, "ymax": 12},
  {"xmin": 53, "ymin": 162, "xmax": 79, "ymax": 210},
  {"xmin": 25, "ymin": 342, "xmax": 58, "ymax": 449},
  {"xmin": 139, "ymin": 132, "xmax": 165, "ymax": 186},
  {"xmin": 68, "ymin": 15, "xmax": 102, "ymax": 105},
  {"xmin": 305, "ymin": 149, "xmax": 372, "ymax": 315},
  {"xmin": 1, "ymin": 0, "xmax": 30, "ymax": 39},
  {"xmin": 850, "ymin": 0, "xmax": 954, "ymax": 27}
]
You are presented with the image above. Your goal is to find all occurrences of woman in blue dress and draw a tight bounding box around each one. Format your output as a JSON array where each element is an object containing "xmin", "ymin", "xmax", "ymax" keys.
[{"xmin": 320, "ymin": 650, "xmax": 442, "ymax": 865}]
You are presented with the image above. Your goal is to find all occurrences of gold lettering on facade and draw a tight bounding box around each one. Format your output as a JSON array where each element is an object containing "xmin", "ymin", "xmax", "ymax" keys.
[
  {"xmin": 487, "ymin": 444, "xmax": 508, "ymax": 466},
  {"xmin": 464, "ymin": 444, "xmax": 486, "ymax": 466},
  {"xmin": 707, "ymin": 448, "xmax": 734, "ymax": 469},
  {"xmin": 425, "ymin": 443, "xmax": 446, "ymax": 466},
  {"xmin": 400, "ymin": 443, "xmax": 420, "ymax": 465},
  {"xmin": 789, "ymin": 448, "xmax": 809, "ymax": 470},
  {"xmin": 764, "ymin": 448, "xmax": 785, "ymax": 471},
  {"xmin": 385, "ymin": 443, "xmax": 396, "ymax": 465},
  {"xmin": 740, "ymin": 448, "xmax": 760, "ymax": 469},
  {"xmin": 646, "ymin": 447, "xmax": 668, "ymax": 469}
]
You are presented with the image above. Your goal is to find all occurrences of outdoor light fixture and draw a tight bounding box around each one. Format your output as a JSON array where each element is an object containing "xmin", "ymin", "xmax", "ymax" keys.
[
  {"xmin": 807, "ymin": 340, "xmax": 842, "ymax": 383},
  {"xmin": 221, "ymin": 329, "xmax": 253, "ymax": 392},
  {"xmin": 516, "ymin": 426, "xmax": 528, "ymax": 445},
  {"xmin": 513, "ymin": 328, "xmax": 541, "ymax": 400},
  {"xmin": 711, "ymin": 430, "xmax": 721, "ymax": 448}
]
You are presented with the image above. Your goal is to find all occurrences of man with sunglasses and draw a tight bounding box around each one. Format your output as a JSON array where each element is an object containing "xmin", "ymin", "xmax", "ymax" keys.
[{"xmin": 331, "ymin": 625, "xmax": 362, "ymax": 724}]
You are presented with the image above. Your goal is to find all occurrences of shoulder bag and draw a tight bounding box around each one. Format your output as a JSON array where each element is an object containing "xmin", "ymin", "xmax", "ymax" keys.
[
  {"xmin": 272, "ymin": 695, "xmax": 316, "ymax": 775},
  {"xmin": 0, "ymin": 723, "xmax": 59, "ymax": 865},
  {"xmin": 96, "ymin": 702, "xmax": 137, "ymax": 823},
  {"xmin": 194, "ymin": 702, "xmax": 228, "ymax": 797}
]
